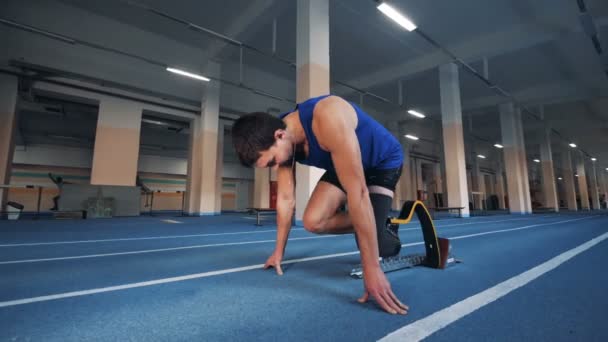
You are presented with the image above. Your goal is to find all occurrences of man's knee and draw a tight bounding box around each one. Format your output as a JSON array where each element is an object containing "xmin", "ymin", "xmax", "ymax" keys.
[{"xmin": 302, "ymin": 211, "xmax": 326, "ymax": 234}]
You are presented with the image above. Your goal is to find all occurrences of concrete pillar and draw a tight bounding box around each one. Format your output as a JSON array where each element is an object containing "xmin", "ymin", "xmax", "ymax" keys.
[
  {"xmin": 439, "ymin": 62, "xmax": 470, "ymax": 217},
  {"xmin": 588, "ymin": 163, "xmax": 600, "ymax": 210},
  {"xmin": 185, "ymin": 63, "xmax": 221, "ymax": 215},
  {"xmin": 415, "ymin": 159, "xmax": 424, "ymax": 195},
  {"xmin": 0, "ymin": 75, "xmax": 18, "ymax": 210},
  {"xmin": 575, "ymin": 152, "xmax": 590, "ymax": 210},
  {"xmin": 495, "ymin": 160, "xmax": 506, "ymax": 209},
  {"xmin": 294, "ymin": 0, "xmax": 330, "ymax": 224},
  {"xmin": 471, "ymin": 153, "xmax": 484, "ymax": 209},
  {"xmin": 214, "ymin": 122, "xmax": 225, "ymax": 213},
  {"xmin": 438, "ymin": 134, "xmax": 449, "ymax": 206},
  {"xmin": 398, "ymin": 131, "xmax": 416, "ymax": 203},
  {"xmin": 561, "ymin": 148, "xmax": 577, "ymax": 210},
  {"xmin": 514, "ymin": 107, "xmax": 532, "ymax": 213},
  {"xmin": 499, "ymin": 103, "xmax": 531, "ymax": 214},
  {"xmin": 91, "ymin": 98, "xmax": 142, "ymax": 186},
  {"xmin": 387, "ymin": 122, "xmax": 402, "ymax": 210},
  {"xmin": 432, "ymin": 162, "xmax": 443, "ymax": 208},
  {"xmin": 539, "ymin": 127, "xmax": 558, "ymax": 211},
  {"xmin": 600, "ymin": 170, "xmax": 608, "ymax": 209},
  {"xmin": 253, "ymin": 168, "xmax": 270, "ymax": 208}
]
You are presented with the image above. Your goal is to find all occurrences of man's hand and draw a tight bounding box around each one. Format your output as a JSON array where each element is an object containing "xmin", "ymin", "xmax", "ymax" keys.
[
  {"xmin": 358, "ymin": 266, "xmax": 409, "ymax": 315},
  {"xmin": 263, "ymin": 250, "xmax": 284, "ymax": 275}
]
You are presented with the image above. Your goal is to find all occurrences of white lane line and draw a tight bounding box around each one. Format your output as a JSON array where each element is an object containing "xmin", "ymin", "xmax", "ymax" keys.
[
  {"xmin": 0, "ymin": 229, "xmax": 307, "ymax": 247},
  {"xmin": 0, "ymin": 216, "xmax": 547, "ymax": 248},
  {"xmin": 0, "ymin": 216, "xmax": 597, "ymax": 308},
  {"xmin": 0, "ymin": 235, "xmax": 343, "ymax": 265},
  {"xmin": 379, "ymin": 229, "xmax": 608, "ymax": 342},
  {"xmin": 0, "ymin": 217, "xmax": 557, "ymax": 264},
  {"xmin": 161, "ymin": 219, "xmax": 183, "ymax": 224}
]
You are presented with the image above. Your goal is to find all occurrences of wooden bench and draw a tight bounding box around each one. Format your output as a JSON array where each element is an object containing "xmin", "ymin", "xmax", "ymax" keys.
[
  {"xmin": 430, "ymin": 207, "xmax": 465, "ymax": 219},
  {"xmin": 246, "ymin": 208, "xmax": 277, "ymax": 226}
]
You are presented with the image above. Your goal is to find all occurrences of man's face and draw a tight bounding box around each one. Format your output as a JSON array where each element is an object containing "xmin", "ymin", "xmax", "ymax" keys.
[{"xmin": 255, "ymin": 130, "xmax": 293, "ymax": 171}]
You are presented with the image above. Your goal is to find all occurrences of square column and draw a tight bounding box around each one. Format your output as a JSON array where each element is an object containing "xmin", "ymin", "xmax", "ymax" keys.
[
  {"xmin": 91, "ymin": 98, "xmax": 142, "ymax": 186},
  {"xmin": 398, "ymin": 125, "xmax": 416, "ymax": 203},
  {"xmin": 214, "ymin": 122, "xmax": 225, "ymax": 213},
  {"xmin": 499, "ymin": 103, "xmax": 531, "ymax": 214},
  {"xmin": 561, "ymin": 148, "xmax": 577, "ymax": 210},
  {"xmin": 253, "ymin": 168, "xmax": 270, "ymax": 208},
  {"xmin": 185, "ymin": 63, "xmax": 221, "ymax": 215},
  {"xmin": 295, "ymin": 0, "xmax": 330, "ymax": 224},
  {"xmin": 495, "ymin": 160, "xmax": 506, "ymax": 210},
  {"xmin": 387, "ymin": 122, "xmax": 402, "ymax": 210},
  {"xmin": 575, "ymin": 152, "xmax": 590, "ymax": 210},
  {"xmin": 600, "ymin": 170, "xmax": 608, "ymax": 209},
  {"xmin": 439, "ymin": 63, "xmax": 470, "ymax": 217},
  {"xmin": 471, "ymin": 153, "xmax": 484, "ymax": 209},
  {"xmin": 588, "ymin": 163, "xmax": 600, "ymax": 210},
  {"xmin": 0, "ymin": 74, "xmax": 18, "ymax": 210},
  {"xmin": 539, "ymin": 127, "xmax": 558, "ymax": 211},
  {"xmin": 514, "ymin": 108, "xmax": 532, "ymax": 213}
]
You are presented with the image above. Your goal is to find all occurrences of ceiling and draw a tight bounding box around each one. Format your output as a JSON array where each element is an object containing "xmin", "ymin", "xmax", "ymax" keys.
[{"xmin": 6, "ymin": 0, "xmax": 608, "ymax": 173}]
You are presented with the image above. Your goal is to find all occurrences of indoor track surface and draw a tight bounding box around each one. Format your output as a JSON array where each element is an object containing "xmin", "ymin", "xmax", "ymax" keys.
[{"xmin": 1, "ymin": 212, "xmax": 607, "ymax": 341}]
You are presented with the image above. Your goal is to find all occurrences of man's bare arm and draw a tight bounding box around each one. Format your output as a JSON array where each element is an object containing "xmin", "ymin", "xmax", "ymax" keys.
[
  {"xmin": 263, "ymin": 164, "xmax": 296, "ymax": 275},
  {"xmin": 275, "ymin": 165, "xmax": 296, "ymax": 253},
  {"xmin": 314, "ymin": 96, "xmax": 407, "ymax": 314}
]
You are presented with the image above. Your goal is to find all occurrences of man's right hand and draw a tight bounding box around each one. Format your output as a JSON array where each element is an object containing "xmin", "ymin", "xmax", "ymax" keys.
[{"xmin": 263, "ymin": 250, "xmax": 284, "ymax": 275}]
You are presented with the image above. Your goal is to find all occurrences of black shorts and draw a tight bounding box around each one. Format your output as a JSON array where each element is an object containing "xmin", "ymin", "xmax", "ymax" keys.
[{"xmin": 319, "ymin": 165, "xmax": 403, "ymax": 193}]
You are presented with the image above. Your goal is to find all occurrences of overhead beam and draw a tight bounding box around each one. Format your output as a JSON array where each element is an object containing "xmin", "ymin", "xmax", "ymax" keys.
[{"xmin": 343, "ymin": 17, "xmax": 608, "ymax": 93}]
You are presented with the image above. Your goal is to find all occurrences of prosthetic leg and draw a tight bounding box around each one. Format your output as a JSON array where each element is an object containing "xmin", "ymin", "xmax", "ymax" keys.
[{"xmin": 350, "ymin": 200, "xmax": 460, "ymax": 278}]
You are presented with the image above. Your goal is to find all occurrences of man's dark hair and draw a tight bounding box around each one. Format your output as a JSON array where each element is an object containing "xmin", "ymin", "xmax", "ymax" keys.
[{"xmin": 231, "ymin": 112, "xmax": 287, "ymax": 167}]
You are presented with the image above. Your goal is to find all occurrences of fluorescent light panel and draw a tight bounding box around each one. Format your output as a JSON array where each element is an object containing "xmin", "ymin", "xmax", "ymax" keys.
[
  {"xmin": 591, "ymin": 158, "xmax": 597, "ymax": 161},
  {"xmin": 569, "ymin": 143, "xmax": 577, "ymax": 148},
  {"xmin": 377, "ymin": 3, "xmax": 417, "ymax": 31},
  {"xmin": 407, "ymin": 109, "xmax": 426, "ymax": 118},
  {"xmin": 405, "ymin": 134, "xmax": 419, "ymax": 141},
  {"xmin": 558, "ymin": 177, "xmax": 563, "ymax": 180},
  {"xmin": 533, "ymin": 159, "xmax": 540, "ymax": 163},
  {"xmin": 477, "ymin": 155, "xmax": 486, "ymax": 159},
  {"xmin": 167, "ymin": 67, "xmax": 210, "ymax": 82},
  {"xmin": 494, "ymin": 144, "xmax": 503, "ymax": 149}
]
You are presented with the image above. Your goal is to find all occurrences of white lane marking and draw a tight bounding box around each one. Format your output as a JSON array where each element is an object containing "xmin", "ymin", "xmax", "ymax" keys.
[
  {"xmin": 0, "ymin": 235, "xmax": 342, "ymax": 265},
  {"xmin": 0, "ymin": 216, "xmax": 547, "ymax": 248},
  {"xmin": 0, "ymin": 217, "xmax": 558, "ymax": 264},
  {"xmin": 379, "ymin": 230, "xmax": 608, "ymax": 342},
  {"xmin": 0, "ymin": 229, "xmax": 307, "ymax": 247},
  {"xmin": 0, "ymin": 216, "xmax": 597, "ymax": 308},
  {"xmin": 162, "ymin": 219, "xmax": 183, "ymax": 224}
]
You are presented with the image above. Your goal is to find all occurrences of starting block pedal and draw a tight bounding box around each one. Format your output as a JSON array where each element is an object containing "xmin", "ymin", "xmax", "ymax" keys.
[{"xmin": 349, "ymin": 238, "xmax": 461, "ymax": 278}]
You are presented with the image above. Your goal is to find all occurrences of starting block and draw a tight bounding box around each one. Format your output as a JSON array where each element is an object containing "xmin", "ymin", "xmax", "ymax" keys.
[{"xmin": 350, "ymin": 200, "xmax": 461, "ymax": 279}]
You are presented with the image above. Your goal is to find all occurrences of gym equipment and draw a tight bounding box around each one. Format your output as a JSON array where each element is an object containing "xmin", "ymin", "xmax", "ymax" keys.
[{"xmin": 350, "ymin": 200, "xmax": 460, "ymax": 278}]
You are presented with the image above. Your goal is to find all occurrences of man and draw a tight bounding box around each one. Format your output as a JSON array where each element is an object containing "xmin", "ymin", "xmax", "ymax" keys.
[{"xmin": 232, "ymin": 95, "xmax": 408, "ymax": 315}]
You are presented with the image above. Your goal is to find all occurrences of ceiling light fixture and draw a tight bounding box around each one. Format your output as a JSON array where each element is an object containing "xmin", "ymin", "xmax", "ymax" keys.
[
  {"xmin": 167, "ymin": 67, "xmax": 210, "ymax": 82},
  {"xmin": 494, "ymin": 144, "xmax": 503, "ymax": 149},
  {"xmin": 377, "ymin": 2, "xmax": 417, "ymax": 31},
  {"xmin": 405, "ymin": 134, "xmax": 419, "ymax": 141},
  {"xmin": 407, "ymin": 109, "xmax": 426, "ymax": 118}
]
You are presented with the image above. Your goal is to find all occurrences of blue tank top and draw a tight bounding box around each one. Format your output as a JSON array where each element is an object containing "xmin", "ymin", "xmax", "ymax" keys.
[{"xmin": 280, "ymin": 95, "xmax": 403, "ymax": 171}]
